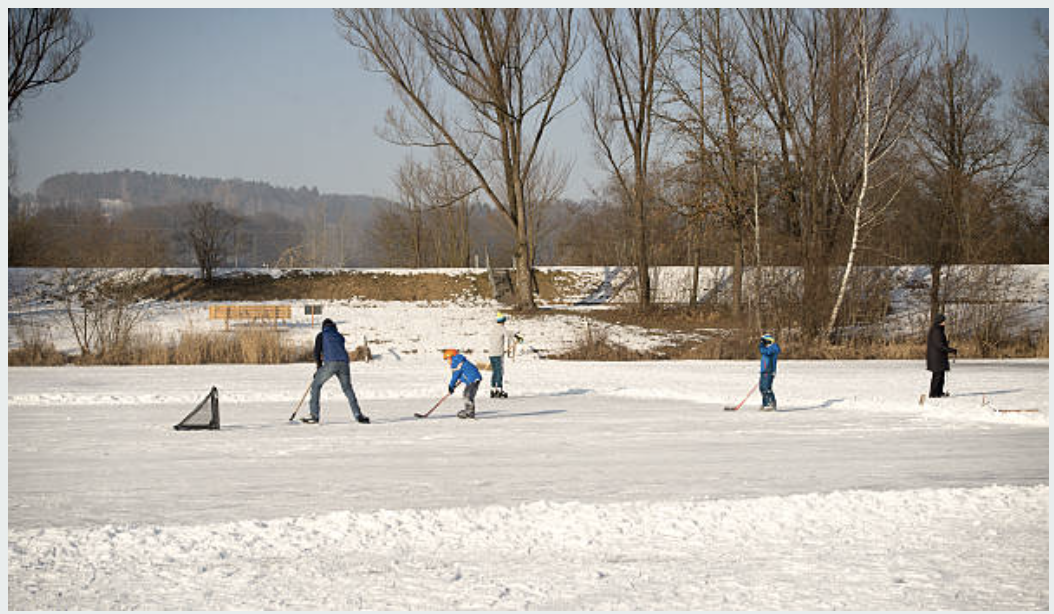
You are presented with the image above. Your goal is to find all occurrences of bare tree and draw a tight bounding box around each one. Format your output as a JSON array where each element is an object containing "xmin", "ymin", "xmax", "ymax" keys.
[
  {"xmin": 665, "ymin": 8, "xmax": 759, "ymax": 317},
  {"xmin": 738, "ymin": 9, "xmax": 917, "ymax": 337},
  {"xmin": 523, "ymin": 151, "xmax": 571, "ymax": 270},
  {"xmin": 1013, "ymin": 19, "xmax": 1049, "ymax": 201},
  {"xmin": 1014, "ymin": 19, "xmax": 1049, "ymax": 150},
  {"xmin": 429, "ymin": 150, "xmax": 478, "ymax": 267},
  {"xmin": 184, "ymin": 201, "xmax": 239, "ymax": 282},
  {"xmin": 825, "ymin": 9, "xmax": 924, "ymax": 340},
  {"xmin": 38, "ymin": 268, "xmax": 149, "ymax": 360},
  {"xmin": 8, "ymin": 8, "xmax": 92, "ymax": 120},
  {"xmin": 912, "ymin": 16, "xmax": 1033, "ymax": 323},
  {"xmin": 584, "ymin": 8, "xmax": 677, "ymax": 309},
  {"xmin": 393, "ymin": 158, "xmax": 430, "ymax": 268},
  {"xmin": 335, "ymin": 9, "xmax": 579, "ymax": 309}
]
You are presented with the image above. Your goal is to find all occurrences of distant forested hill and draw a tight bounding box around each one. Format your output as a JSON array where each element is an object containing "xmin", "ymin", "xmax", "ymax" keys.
[{"xmin": 34, "ymin": 170, "xmax": 388, "ymax": 221}]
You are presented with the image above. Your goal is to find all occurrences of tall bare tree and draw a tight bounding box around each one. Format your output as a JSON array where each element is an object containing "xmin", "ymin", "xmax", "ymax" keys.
[
  {"xmin": 912, "ymin": 16, "xmax": 1033, "ymax": 322},
  {"xmin": 393, "ymin": 158, "xmax": 430, "ymax": 268},
  {"xmin": 335, "ymin": 8, "xmax": 579, "ymax": 309},
  {"xmin": 738, "ymin": 9, "xmax": 915, "ymax": 336},
  {"xmin": 184, "ymin": 201, "xmax": 239, "ymax": 282},
  {"xmin": 1013, "ymin": 19, "xmax": 1049, "ymax": 203},
  {"xmin": 665, "ymin": 8, "xmax": 758, "ymax": 317},
  {"xmin": 825, "ymin": 9, "xmax": 924, "ymax": 340},
  {"xmin": 1014, "ymin": 20, "xmax": 1049, "ymax": 153},
  {"xmin": 584, "ymin": 8, "xmax": 676, "ymax": 309},
  {"xmin": 8, "ymin": 8, "xmax": 92, "ymax": 120}
]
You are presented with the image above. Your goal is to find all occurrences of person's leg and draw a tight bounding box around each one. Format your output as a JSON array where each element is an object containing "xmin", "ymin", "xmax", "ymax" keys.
[
  {"xmin": 486, "ymin": 358, "xmax": 499, "ymax": 387},
  {"xmin": 459, "ymin": 380, "xmax": 480, "ymax": 418},
  {"xmin": 308, "ymin": 363, "xmax": 336, "ymax": 421},
  {"xmin": 929, "ymin": 371, "xmax": 944, "ymax": 398},
  {"xmin": 759, "ymin": 373, "xmax": 774, "ymax": 408},
  {"xmin": 490, "ymin": 356, "xmax": 503, "ymax": 392},
  {"xmin": 335, "ymin": 362, "xmax": 366, "ymax": 420}
]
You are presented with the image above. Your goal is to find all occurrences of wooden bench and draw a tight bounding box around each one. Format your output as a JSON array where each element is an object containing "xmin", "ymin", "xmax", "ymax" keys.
[{"xmin": 209, "ymin": 304, "xmax": 292, "ymax": 330}]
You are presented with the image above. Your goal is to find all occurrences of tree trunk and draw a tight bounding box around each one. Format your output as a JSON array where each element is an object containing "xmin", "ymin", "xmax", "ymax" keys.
[
  {"xmin": 752, "ymin": 154, "xmax": 762, "ymax": 332},
  {"xmin": 635, "ymin": 188, "xmax": 651, "ymax": 310},
  {"xmin": 689, "ymin": 226, "xmax": 700, "ymax": 308},
  {"xmin": 802, "ymin": 241, "xmax": 830, "ymax": 337},
  {"xmin": 732, "ymin": 225, "xmax": 744, "ymax": 317},
  {"xmin": 512, "ymin": 196, "xmax": 536, "ymax": 310}
]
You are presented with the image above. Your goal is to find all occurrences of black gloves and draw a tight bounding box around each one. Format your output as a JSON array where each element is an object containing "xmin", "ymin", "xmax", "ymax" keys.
[{"xmin": 448, "ymin": 385, "xmax": 455, "ymax": 394}]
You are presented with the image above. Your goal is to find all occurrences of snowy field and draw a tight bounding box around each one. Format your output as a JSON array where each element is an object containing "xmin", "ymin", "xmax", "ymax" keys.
[
  {"xmin": 9, "ymin": 264, "xmax": 1050, "ymax": 358},
  {"xmin": 8, "ymin": 358, "xmax": 1049, "ymax": 609}
]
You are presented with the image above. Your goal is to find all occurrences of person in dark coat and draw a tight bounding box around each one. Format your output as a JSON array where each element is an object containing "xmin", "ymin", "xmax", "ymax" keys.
[
  {"xmin": 304, "ymin": 319, "xmax": 370, "ymax": 424},
  {"xmin": 926, "ymin": 313, "xmax": 958, "ymax": 398}
]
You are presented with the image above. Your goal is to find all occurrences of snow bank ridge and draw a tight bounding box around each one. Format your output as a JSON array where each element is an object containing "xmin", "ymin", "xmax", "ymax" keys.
[{"xmin": 9, "ymin": 485, "xmax": 1047, "ymax": 610}]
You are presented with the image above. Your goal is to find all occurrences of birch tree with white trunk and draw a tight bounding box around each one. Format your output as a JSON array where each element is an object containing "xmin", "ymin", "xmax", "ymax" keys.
[{"xmin": 825, "ymin": 8, "xmax": 924, "ymax": 341}]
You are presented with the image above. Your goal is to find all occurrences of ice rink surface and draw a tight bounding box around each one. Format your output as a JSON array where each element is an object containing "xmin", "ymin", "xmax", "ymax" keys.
[{"xmin": 8, "ymin": 359, "xmax": 1048, "ymax": 609}]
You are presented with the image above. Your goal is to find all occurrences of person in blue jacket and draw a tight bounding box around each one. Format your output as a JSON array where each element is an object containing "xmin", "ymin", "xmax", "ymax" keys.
[
  {"xmin": 444, "ymin": 348, "xmax": 482, "ymax": 419},
  {"xmin": 758, "ymin": 333, "xmax": 781, "ymax": 411},
  {"xmin": 304, "ymin": 319, "xmax": 370, "ymax": 424}
]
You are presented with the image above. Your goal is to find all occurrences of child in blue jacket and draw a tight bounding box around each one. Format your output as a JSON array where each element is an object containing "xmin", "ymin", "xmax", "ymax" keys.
[
  {"xmin": 759, "ymin": 333, "xmax": 781, "ymax": 411},
  {"xmin": 444, "ymin": 349, "xmax": 482, "ymax": 419}
]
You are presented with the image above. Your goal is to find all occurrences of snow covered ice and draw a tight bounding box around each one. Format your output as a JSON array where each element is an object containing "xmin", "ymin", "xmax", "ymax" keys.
[
  {"xmin": 7, "ymin": 266, "xmax": 1049, "ymax": 608},
  {"xmin": 7, "ymin": 356, "xmax": 1048, "ymax": 609}
]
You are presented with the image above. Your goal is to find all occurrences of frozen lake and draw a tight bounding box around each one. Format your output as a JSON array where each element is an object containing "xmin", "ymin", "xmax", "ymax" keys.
[{"xmin": 7, "ymin": 359, "xmax": 1048, "ymax": 609}]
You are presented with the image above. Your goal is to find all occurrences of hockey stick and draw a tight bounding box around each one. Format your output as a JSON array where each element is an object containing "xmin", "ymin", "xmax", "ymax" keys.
[
  {"xmin": 982, "ymin": 395, "xmax": 1040, "ymax": 413},
  {"xmin": 723, "ymin": 383, "xmax": 759, "ymax": 411},
  {"xmin": 415, "ymin": 389, "xmax": 454, "ymax": 419},
  {"xmin": 289, "ymin": 379, "xmax": 312, "ymax": 421}
]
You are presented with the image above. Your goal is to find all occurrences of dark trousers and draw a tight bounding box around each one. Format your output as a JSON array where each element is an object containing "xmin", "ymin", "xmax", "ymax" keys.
[
  {"xmin": 929, "ymin": 370, "xmax": 946, "ymax": 398},
  {"xmin": 463, "ymin": 380, "xmax": 480, "ymax": 412}
]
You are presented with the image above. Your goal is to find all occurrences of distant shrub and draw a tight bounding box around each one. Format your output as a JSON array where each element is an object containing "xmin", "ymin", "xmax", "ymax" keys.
[
  {"xmin": 550, "ymin": 323, "xmax": 659, "ymax": 361},
  {"xmin": 8, "ymin": 323, "xmax": 66, "ymax": 366}
]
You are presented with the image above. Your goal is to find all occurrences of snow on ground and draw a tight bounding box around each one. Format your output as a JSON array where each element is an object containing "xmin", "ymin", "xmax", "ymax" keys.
[
  {"xmin": 9, "ymin": 288, "xmax": 698, "ymax": 358},
  {"xmin": 9, "ymin": 264, "xmax": 1049, "ymax": 358},
  {"xmin": 7, "ymin": 265, "xmax": 1049, "ymax": 608},
  {"xmin": 8, "ymin": 358, "xmax": 1049, "ymax": 609}
]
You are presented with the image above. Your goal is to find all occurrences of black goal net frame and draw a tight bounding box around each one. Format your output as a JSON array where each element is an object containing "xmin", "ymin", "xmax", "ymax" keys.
[{"xmin": 174, "ymin": 386, "xmax": 220, "ymax": 430}]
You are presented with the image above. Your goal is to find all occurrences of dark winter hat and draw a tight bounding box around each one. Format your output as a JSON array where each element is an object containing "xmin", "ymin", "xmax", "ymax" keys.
[
  {"xmin": 322, "ymin": 318, "xmax": 335, "ymax": 329},
  {"xmin": 935, "ymin": 313, "xmax": 946, "ymax": 324}
]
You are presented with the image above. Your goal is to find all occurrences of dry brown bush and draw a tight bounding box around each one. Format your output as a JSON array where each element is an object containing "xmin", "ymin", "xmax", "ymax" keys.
[
  {"xmin": 549, "ymin": 324, "xmax": 660, "ymax": 361},
  {"xmin": 8, "ymin": 324, "xmax": 67, "ymax": 366}
]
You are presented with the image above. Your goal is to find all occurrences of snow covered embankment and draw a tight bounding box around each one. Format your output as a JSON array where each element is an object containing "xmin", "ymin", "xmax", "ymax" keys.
[{"xmin": 9, "ymin": 485, "xmax": 1048, "ymax": 610}]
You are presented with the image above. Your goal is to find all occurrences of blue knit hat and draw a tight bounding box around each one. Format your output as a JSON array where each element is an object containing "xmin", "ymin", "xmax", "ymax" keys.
[
  {"xmin": 496, "ymin": 312, "xmax": 507, "ymax": 323},
  {"xmin": 761, "ymin": 333, "xmax": 775, "ymax": 344}
]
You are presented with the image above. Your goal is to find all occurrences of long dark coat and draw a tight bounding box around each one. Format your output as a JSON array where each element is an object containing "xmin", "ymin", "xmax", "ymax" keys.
[{"xmin": 926, "ymin": 324, "xmax": 954, "ymax": 372}]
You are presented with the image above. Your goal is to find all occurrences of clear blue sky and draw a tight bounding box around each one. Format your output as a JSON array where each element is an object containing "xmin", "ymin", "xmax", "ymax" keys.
[{"xmin": 7, "ymin": 8, "xmax": 1048, "ymax": 201}]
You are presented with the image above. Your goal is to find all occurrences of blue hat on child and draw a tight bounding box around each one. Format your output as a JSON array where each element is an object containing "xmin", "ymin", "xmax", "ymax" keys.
[
  {"xmin": 496, "ymin": 313, "xmax": 507, "ymax": 323},
  {"xmin": 761, "ymin": 333, "xmax": 775, "ymax": 344}
]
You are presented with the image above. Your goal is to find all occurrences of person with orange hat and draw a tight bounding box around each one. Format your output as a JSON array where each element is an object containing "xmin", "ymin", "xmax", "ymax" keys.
[{"xmin": 444, "ymin": 348, "xmax": 482, "ymax": 419}]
